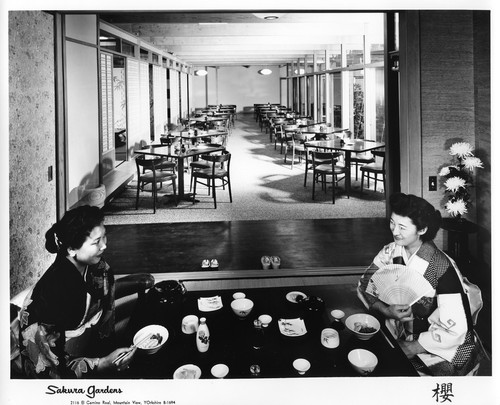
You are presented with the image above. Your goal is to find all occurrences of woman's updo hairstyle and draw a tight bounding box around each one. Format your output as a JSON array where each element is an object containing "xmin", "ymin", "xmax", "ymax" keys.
[
  {"xmin": 45, "ymin": 205, "xmax": 105, "ymax": 254},
  {"xmin": 389, "ymin": 193, "xmax": 442, "ymax": 242}
]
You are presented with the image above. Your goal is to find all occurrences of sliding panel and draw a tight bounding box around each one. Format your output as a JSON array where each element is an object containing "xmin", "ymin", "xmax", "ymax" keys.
[
  {"xmin": 126, "ymin": 59, "xmax": 150, "ymax": 152},
  {"xmin": 100, "ymin": 52, "xmax": 115, "ymax": 174},
  {"xmin": 169, "ymin": 68, "xmax": 180, "ymax": 125},
  {"xmin": 65, "ymin": 41, "xmax": 99, "ymax": 207},
  {"xmin": 152, "ymin": 64, "xmax": 167, "ymax": 141},
  {"xmin": 180, "ymin": 71, "xmax": 188, "ymax": 118}
]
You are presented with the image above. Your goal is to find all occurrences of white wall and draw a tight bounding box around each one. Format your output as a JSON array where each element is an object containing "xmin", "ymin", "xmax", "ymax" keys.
[{"xmin": 192, "ymin": 66, "xmax": 281, "ymax": 112}]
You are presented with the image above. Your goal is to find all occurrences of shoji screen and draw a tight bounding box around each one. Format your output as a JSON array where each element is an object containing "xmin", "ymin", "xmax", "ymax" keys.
[
  {"xmin": 127, "ymin": 59, "xmax": 151, "ymax": 151},
  {"xmin": 152, "ymin": 65, "xmax": 167, "ymax": 142},
  {"xmin": 180, "ymin": 72, "xmax": 188, "ymax": 118},
  {"xmin": 169, "ymin": 69, "xmax": 180, "ymax": 125},
  {"xmin": 100, "ymin": 52, "xmax": 115, "ymax": 174}
]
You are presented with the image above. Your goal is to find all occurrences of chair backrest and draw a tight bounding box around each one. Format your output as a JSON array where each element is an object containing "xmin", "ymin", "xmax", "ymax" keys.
[
  {"xmin": 293, "ymin": 131, "xmax": 315, "ymax": 143},
  {"xmin": 372, "ymin": 150, "xmax": 386, "ymax": 170},
  {"xmin": 200, "ymin": 150, "xmax": 231, "ymax": 173},
  {"xmin": 135, "ymin": 155, "xmax": 170, "ymax": 172},
  {"xmin": 311, "ymin": 151, "xmax": 336, "ymax": 167}
]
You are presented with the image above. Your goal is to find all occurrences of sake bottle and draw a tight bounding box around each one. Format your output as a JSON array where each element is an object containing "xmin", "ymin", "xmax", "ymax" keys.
[{"xmin": 196, "ymin": 317, "xmax": 210, "ymax": 352}]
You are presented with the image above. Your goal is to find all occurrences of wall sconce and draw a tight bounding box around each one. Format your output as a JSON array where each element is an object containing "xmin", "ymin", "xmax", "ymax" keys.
[
  {"xmin": 194, "ymin": 69, "xmax": 208, "ymax": 76},
  {"xmin": 258, "ymin": 68, "xmax": 272, "ymax": 75},
  {"xmin": 294, "ymin": 68, "xmax": 305, "ymax": 75}
]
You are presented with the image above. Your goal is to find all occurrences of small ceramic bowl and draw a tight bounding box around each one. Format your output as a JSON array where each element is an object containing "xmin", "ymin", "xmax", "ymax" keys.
[
  {"xmin": 292, "ymin": 358, "xmax": 311, "ymax": 375},
  {"xmin": 133, "ymin": 324, "xmax": 169, "ymax": 354},
  {"xmin": 331, "ymin": 309, "xmax": 345, "ymax": 320},
  {"xmin": 348, "ymin": 349, "xmax": 378, "ymax": 375},
  {"xmin": 258, "ymin": 314, "xmax": 272, "ymax": 327},
  {"xmin": 211, "ymin": 363, "xmax": 229, "ymax": 378},
  {"xmin": 230, "ymin": 298, "xmax": 254, "ymax": 319},
  {"xmin": 345, "ymin": 313, "xmax": 380, "ymax": 340},
  {"xmin": 232, "ymin": 292, "xmax": 246, "ymax": 300}
]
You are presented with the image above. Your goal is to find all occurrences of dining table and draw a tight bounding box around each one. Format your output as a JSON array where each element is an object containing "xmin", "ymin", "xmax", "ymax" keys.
[
  {"xmin": 305, "ymin": 139, "xmax": 385, "ymax": 194},
  {"xmin": 167, "ymin": 129, "xmax": 228, "ymax": 144},
  {"xmin": 119, "ymin": 280, "xmax": 418, "ymax": 379},
  {"xmin": 134, "ymin": 143, "xmax": 225, "ymax": 202},
  {"xmin": 304, "ymin": 126, "xmax": 349, "ymax": 139}
]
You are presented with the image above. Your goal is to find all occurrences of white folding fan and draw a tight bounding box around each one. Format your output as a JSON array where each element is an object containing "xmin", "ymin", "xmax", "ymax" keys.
[{"xmin": 365, "ymin": 264, "xmax": 434, "ymax": 306}]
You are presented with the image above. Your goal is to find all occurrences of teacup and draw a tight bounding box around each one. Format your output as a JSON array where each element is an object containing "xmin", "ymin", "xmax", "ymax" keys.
[
  {"xmin": 181, "ymin": 315, "xmax": 199, "ymax": 334},
  {"xmin": 321, "ymin": 328, "xmax": 340, "ymax": 348},
  {"xmin": 232, "ymin": 292, "xmax": 246, "ymax": 300},
  {"xmin": 292, "ymin": 358, "xmax": 311, "ymax": 375}
]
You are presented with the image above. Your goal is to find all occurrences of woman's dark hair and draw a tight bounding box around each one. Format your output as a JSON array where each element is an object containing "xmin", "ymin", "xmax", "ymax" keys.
[
  {"xmin": 45, "ymin": 205, "xmax": 105, "ymax": 254},
  {"xmin": 389, "ymin": 193, "xmax": 442, "ymax": 242}
]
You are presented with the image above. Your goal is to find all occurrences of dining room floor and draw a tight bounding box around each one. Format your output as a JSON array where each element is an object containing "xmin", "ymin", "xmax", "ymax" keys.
[{"xmin": 103, "ymin": 113, "xmax": 386, "ymax": 225}]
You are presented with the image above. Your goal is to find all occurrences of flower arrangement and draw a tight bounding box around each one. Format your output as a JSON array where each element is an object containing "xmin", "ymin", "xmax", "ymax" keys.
[{"xmin": 438, "ymin": 142, "xmax": 483, "ymax": 218}]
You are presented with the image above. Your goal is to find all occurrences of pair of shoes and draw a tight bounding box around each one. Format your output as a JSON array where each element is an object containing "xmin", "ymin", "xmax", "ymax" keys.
[
  {"xmin": 201, "ymin": 259, "xmax": 219, "ymax": 269},
  {"xmin": 270, "ymin": 256, "xmax": 281, "ymax": 269}
]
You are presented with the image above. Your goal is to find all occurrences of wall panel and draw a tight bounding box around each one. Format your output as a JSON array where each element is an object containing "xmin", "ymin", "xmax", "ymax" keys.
[{"xmin": 9, "ymin": 11, "xmax": 56, "ymax": 295}]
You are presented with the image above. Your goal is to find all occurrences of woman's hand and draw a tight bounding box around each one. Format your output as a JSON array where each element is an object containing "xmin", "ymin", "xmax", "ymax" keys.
[
  {"xmin": 97, "ymin": 346, "xmax": 137, "ymax": 373},
  {"xmin": 372, "ymin": 301, "xmax": 413, "ymax": 321}
]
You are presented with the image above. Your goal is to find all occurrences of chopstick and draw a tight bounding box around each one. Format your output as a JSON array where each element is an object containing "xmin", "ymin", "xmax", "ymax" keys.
[
  {"xmin": 380, "ymin": 329, "xmax": 395, "ymax": 349},
  {"xmin": 112, "ymin": 333, "xmax": 153, "ymax": 364}
]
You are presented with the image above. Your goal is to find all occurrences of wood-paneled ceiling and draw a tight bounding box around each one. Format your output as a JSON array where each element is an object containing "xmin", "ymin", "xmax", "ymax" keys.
[{"xmin": 99, "ymin": 11, "xmax": 385, "ymax": 67}]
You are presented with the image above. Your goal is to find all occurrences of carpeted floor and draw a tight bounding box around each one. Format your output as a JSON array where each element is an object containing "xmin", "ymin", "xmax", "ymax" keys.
[{"xmin": 103, "ymin": 114, "xmax": 386, "ymax": 224}]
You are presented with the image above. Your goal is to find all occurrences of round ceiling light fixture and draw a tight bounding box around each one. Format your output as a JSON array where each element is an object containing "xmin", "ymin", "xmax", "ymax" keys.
[
  {"xmin": 258, "ymin": 68, "xmax": 273, "ymax": 75},
  {"xmin": 194, "ymin": 69, "xmax": 208, "ymax": 76}
]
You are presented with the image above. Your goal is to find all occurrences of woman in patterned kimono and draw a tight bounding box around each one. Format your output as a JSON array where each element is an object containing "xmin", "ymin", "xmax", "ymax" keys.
[
  {"xmin": 358, "ymin": 193, "xmax": 483, "ymax": 376},
  {"xmin": 18, "ymin": 205, "xmax": 136, "ymax": 378}
]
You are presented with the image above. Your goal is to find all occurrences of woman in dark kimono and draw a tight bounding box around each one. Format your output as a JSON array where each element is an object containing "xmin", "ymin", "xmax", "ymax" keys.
[{"xmin": 18, "ymin": 205, "xmax": 136, "ymax": 378}]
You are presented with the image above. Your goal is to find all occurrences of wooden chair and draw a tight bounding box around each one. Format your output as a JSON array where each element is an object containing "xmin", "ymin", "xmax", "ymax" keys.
[
  {"xmin": 135, "ymin": 155, "xmax": 177, "ymax": 213},
  {"xmin": 189, "ymin": 144, "xmax": 224, "ymax": 192},
  {"xmin": 284, "ymin": 131, "xmax": 315, "ymax": 170},
  {"xmin": 351, "ymin": 151, "xmax": 375, "ymax": 181},
  {"xmin": 304, "ymin": 145, "xmax": 342, "ymax": 187},
  {"xmin": 192, "ymin": 151, "xmax": 232, "ymax": 209},
  {"xmin": 360, "ymin": 150, "xmax": 386, "ymax": 195},
  {"xmin": 311, "ymin": 151, "xmax": 348, "ymax": 204}
]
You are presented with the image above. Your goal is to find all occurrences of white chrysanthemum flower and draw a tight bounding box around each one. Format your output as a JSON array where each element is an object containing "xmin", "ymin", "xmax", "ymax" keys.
[
  {"xmin": 463, "ymin": 156, "xmax": 484, "ymax": 171},
  {"xmin": 445, "ymin": 199, "xmax": 468, "ymax": 216},
  {"xmin": 439, "ymin": 167, "xmax": 451, "ymax": 176},
  {"xmin": 449, "ymin": 142, "xmax": 474, "ymax": 158},
  {"xmin": 444, "ymin": 176, "xmax": 467, "ymax": 193}
]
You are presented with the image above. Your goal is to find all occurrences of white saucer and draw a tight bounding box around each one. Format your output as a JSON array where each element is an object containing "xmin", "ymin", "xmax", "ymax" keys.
[{"xmin": 173, "ymin": 364, "xmax": 202, "ymax": 379}]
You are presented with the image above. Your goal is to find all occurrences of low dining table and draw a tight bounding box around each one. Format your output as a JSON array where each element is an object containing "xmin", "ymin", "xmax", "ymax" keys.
[
  {"xmin": 134, "ymin": 143, "xmax": 225, "ymax": 201},
  {"xmin": 119, "ymin": 281, "xmax": 418, "ymax": 379},
  {"xmin": 305, "ymin": 139, "xmax": 385, "ymax": 194}
]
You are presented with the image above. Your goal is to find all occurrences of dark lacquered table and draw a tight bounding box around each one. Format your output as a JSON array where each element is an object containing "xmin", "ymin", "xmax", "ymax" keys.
[{"xmin": 120, "ymin": 282, "xmax": 418, "ymax": 379}]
